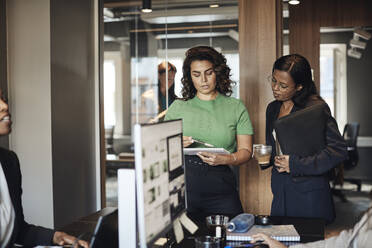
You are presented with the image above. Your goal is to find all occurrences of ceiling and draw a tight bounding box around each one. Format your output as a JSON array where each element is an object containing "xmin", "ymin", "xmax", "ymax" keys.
[{"xmin": 103, "ymin": 0, "xmax": 239, "ymax": 47}]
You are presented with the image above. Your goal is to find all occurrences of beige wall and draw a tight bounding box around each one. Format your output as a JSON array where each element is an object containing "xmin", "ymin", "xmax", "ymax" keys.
[
  {"xmin": 0, "ymin": 0, "xmax": 9, "ymax": 148},
  {"xmin": 7, "ymin": 0, "xmax": 54, "ymax": 228},
  {"xmin": 7, "ymin": 0, "xmax": 99, "ymax": 228}
]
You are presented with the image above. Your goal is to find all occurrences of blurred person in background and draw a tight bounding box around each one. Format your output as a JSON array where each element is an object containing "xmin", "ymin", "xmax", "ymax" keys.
[{"xmin": 158, "ymin": 61, "xmax": 177, "ymax": 113}]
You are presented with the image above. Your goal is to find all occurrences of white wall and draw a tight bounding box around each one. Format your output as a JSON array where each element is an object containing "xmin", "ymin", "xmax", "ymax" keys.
[
  {"xmin": 6, "ymin": 0, "xmax": 99, "ymax": 229},
  {"xmin": 7, "ymin": 0, "xmax": 54, "ymax": 228}
]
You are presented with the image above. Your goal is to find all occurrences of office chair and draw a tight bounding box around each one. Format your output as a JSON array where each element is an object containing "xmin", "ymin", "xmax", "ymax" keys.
[
  {"xmin": 342, "ymin": 122, "xmax": 361, "ymax": 190},
  {"xmin": 331, "ymin": 122, "xmax": 360, "ymax": 202}
]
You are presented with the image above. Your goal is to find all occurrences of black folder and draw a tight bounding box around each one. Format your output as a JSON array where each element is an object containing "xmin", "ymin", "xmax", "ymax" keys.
[{"xmin": 274, "ymin": 102, "xmax": 328, "ymax": 157}]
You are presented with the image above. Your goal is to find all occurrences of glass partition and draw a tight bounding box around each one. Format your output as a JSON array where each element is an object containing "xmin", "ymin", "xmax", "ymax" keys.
[{"xmin": 102, "ymin": 0, "xmax": 239, "ymax": 207}]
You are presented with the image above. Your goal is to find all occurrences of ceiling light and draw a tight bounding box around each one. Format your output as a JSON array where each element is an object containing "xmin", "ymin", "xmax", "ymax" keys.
[
  {"xmin": 155, "ymin": 32, "xmax": 228, "ymax": 40},
  {"xmin": 141, "ymin": 0, "xmax": 152, "ymax": 13},
  {"xmin": 210, "ymin": 4, "xmax": 219, "ymax": 8},
  {"xmin": 288, "ymin": 0, "xmax": 300, "ymax": 5},
  {"xmin": 140, "ymin": 6, "xmax": 238, "ymax": 24}
]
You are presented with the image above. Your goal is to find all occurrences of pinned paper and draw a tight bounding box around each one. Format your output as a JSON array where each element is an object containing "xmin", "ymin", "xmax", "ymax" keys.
[
  {"xmin": 179, "ymin": 212, "xmax": 198, "ymax": 234},
  {"xmin": 154, "ymin": 237, "xmax": 168, "ymax": 246},
  {"xmin": 173, "ymin": 218, "xmax": 184, "ymax": 243}
]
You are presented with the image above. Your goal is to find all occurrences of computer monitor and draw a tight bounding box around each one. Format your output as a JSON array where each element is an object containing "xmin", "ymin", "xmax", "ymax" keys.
[
  {"xmin": 90, "ymin": 209, "xmax": 118, "ymax": 248},
  {"xmin": 134, "ymin": 119, "xmax": 186, "ymax": 248}
]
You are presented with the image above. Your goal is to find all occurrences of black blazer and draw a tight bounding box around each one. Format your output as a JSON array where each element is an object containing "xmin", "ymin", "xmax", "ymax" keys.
[
  {"xmin": 265, "ymin": 98, "xmax": 348, "ymax": 223},
  {"xmin": 0, "ymin": 147, "xmax": 55, "ymax": 247}
]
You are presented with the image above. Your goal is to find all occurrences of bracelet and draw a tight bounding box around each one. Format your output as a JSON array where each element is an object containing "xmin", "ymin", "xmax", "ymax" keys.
[{"xmin": 231, "ymin": 153, "xmax": 237, "ymax": 163}]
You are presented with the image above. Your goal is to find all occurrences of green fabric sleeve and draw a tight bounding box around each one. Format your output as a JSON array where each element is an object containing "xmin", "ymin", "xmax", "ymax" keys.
[{"xmin": 236, "ymin": 100, "xmax": 254, "ymax": 135}]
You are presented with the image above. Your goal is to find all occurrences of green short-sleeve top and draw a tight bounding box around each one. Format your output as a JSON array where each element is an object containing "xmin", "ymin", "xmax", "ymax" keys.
[{"xmin": 164, "ymin": 93, "xmax": 254, "ymax": 153}]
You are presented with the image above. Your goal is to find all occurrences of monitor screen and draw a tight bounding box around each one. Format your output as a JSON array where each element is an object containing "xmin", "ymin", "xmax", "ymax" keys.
[{"xmin": 134, "ymin": 119, "xmax": 186, "ymax": 248}]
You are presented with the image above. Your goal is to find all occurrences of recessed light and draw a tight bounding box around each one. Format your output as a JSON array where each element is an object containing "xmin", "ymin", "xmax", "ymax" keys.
[
  {"xmin": 209, "ymin": 4, "xmax": 219, "ymax": 8},
  {"xmin": 288, "ymin": 0, "xmax": 300, "ymax": 5},
  {"xmin": 142, "ymin": 0, "xmax": 152, "ymax": 13},
  {"xmin": 141, "ymin": 8, "xmax": 152, "ymax": 13}
]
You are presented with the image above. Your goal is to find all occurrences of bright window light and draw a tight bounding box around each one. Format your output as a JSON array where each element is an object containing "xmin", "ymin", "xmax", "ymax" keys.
[
  {"xmin": 288, "ymin": 0, "xmax": 300, "ymax": 5},
  {"xmin": 104, "ymin": 61, "xmax": 116, "ymax": 126}
]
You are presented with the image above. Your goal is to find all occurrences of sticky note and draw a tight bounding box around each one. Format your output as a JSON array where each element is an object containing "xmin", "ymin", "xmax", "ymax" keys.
[
  {"xmin": 173, "ymin": 218, "xmax": 184, "ymax": 243},
  {"xmin": 179, "ymin": 212, "xmax": 198, "ymax": 234},
  {"xmin": 154, "ymin": 237, "xmax": 168, "ymax": 246}
]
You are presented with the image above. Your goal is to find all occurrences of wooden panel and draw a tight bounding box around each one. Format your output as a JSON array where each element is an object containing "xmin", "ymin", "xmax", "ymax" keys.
[
  {"xmin": 318, "ymin": 0, "xmax": 372, "ymax": 28},
  {"xmin": 238, "ymin": 0, "xmax": 282, "ymax": 215},
  {"xmin": 289, "ymin": 0, "xmax": 372, "ymax": 92},
  {"xmin": 289, "ymin": 0, "xmax": 320, "ymax": 90}
]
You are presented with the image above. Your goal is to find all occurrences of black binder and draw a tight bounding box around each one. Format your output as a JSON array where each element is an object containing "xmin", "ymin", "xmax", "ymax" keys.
[{"xmin": 274, "ymin": 102, "xmax": 328, "ymax": 157}]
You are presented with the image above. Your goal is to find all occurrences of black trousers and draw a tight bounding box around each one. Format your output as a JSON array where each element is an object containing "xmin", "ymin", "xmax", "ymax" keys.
[{"xmin": 185, "ymin": 155, "xmax": 243, "ymax": 216}]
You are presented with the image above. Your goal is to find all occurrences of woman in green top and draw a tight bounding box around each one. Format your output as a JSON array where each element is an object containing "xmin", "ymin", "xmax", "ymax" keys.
[{"xmin": 165, "ymin": 46, "xmax": 253, "ymax": 215}]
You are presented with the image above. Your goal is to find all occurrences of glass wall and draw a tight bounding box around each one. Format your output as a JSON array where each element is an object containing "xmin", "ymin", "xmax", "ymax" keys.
[{"xmin": 102, "ymin": 0, "xmax": 239, "ymax": 206}]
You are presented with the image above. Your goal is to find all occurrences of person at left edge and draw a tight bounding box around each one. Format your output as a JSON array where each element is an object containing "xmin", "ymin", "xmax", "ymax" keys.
[
  {"xmin": 165, "ymin": 46, "xmax": 253, "ymax": 215},
  {"xmin": 0, "ymin": 89, "xmax": 89, "ymax": 248}
]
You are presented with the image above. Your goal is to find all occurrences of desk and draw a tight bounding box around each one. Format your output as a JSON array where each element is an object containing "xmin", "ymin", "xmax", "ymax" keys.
[
  {"xmin": 61, "ymin": 208, "xmax": 324, "ymax": 247},
  {"xmin": 106, "ymin": 154, "xmax": 134, "ymax": 171},
  {"xmin": 61, "ymin": 207, "xmax": 117, "ymax": 239},
  {"xmin": 173, "ymin": 213, "xmax": 324, "ymax": 247}
]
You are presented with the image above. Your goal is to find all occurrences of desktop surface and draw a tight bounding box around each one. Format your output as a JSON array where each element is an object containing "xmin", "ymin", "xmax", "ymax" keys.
[
  {"xmin": 58, "ymin": 208, "xmax": 324, "ymax": 248},
  {"xmin": 169, "ymin": 212, "xmax": 324, "ymax": 247}
]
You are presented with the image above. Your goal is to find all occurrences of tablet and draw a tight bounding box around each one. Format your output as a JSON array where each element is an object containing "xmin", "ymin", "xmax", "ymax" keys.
[{"xmin": 184, "ymin": 148, "xmax": 230, "ymax": 155}]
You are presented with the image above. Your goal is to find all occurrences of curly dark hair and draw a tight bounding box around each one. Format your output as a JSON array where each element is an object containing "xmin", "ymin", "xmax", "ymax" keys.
[
  {"xmin": 272, "ymin": 54, "xmax": 319, "ymax": 107},
  {"xmin": 181, "ymin": 46, "xmax": 234, "ymax": 100}
]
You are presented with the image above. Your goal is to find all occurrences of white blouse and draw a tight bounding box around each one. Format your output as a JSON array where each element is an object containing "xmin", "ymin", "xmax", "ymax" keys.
[{"xmin": 0, "ymin": 163, "xmax": 15, "ymax": 248}]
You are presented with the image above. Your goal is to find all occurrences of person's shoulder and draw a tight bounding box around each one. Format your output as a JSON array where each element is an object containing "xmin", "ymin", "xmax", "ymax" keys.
[
  {"xmin": 219, "ymin": 94, "xmax": 243, "ymax": 107},
  {"xmin": 306, "ymin": 95, "xmax": 325, "ymax": 106},
  {"xmin": 166, "ymin": 98, "xmax": 189, "ymax": 116},
  {"xmin": 0, "ymin": 147, "xmax": 16, "ymax": 158},
  {"xmin": 170, "ymin": 98, "xmax": 189, "ymax": 108},
  {"xmin": 305, "ymin": 95, "xmax": 332, "ymax": 115},
  {"xmin": 0, "ymin": 148, "xmax": 20, "ymax": 172},
  {"xmin": 267, "ymin": 100, "xmax": 280, "ymax": 111}
]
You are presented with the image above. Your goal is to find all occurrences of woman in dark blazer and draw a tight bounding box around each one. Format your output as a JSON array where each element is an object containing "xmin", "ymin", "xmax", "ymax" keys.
[
  {"xmin": 265, "ymin": 54, "xmax": 348, "ymax": 223},
  {"xmin": 0, "ymin": 90, "xmax": 88, "ymax": 248}
]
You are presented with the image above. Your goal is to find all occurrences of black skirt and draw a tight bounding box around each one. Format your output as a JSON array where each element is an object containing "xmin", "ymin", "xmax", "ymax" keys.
[{"xmin": 184, "ymin": 155, "xmax": 243, "ymax": 215}]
